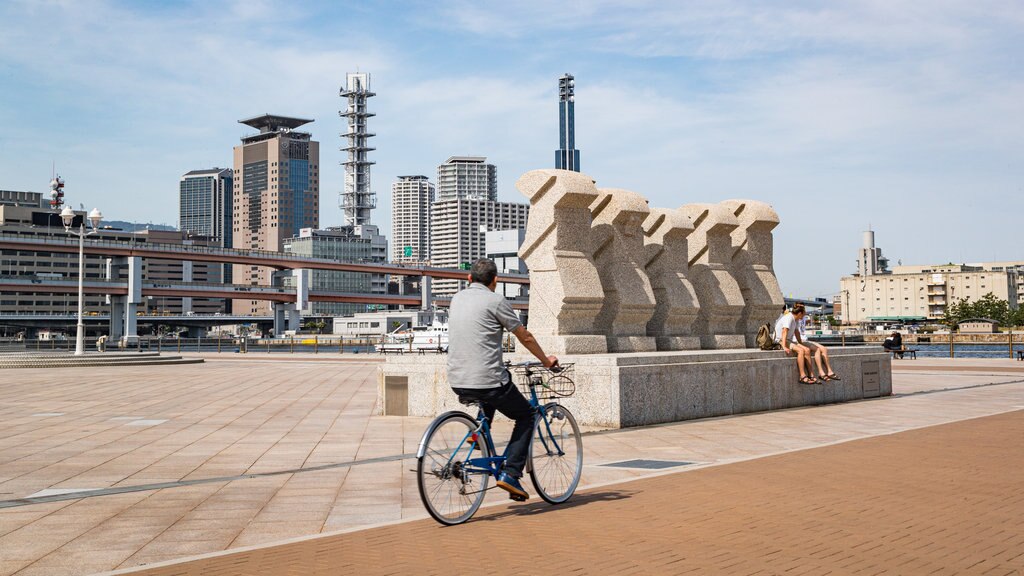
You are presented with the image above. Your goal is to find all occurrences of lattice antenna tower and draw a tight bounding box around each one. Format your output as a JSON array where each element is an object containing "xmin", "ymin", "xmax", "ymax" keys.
[{"xmin": 339, "ymin": 72, "xmax": 377, "ymax": 226}]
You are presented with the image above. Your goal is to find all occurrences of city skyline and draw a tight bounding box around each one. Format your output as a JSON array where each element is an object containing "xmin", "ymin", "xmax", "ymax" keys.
[{"xmin": 1, "ymin": 1, "xmax": 1022, "ymax": 298}]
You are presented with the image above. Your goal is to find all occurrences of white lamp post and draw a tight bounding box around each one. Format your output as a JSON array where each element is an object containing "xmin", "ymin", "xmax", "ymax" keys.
[{"xmin": 61, "ymin": 206, "xmax": 103, "ymax": 356}]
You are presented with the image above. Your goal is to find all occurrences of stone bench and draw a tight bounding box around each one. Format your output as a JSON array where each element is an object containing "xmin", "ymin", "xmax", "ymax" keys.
[{"xmin": 378, "ymin": 347, "xmax": 892, "ymax": 429}]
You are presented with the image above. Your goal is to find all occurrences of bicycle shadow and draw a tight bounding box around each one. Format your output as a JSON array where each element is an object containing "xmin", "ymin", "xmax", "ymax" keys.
[{"xmin": 470, "ymin": 489, "xmax": 636, "ymax": 523}]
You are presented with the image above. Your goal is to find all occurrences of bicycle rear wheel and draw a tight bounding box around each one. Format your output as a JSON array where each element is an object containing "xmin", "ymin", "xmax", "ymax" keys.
[
  {"xmin": 416, "ymin": 412, "xmax": 491, "ymax": 525},
  {"xmin": 529, "ymin": 403, "xmax": 582, "ymax": 504}
]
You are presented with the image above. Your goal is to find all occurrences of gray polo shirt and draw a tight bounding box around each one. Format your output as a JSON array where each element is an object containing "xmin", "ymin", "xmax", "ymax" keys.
[{"xmin": 447, "ymin": 282, "xmax": 523, "ymax": 390}]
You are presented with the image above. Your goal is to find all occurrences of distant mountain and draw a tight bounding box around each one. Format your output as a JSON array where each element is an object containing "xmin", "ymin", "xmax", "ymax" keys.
[{"xmin": 102, "ymin": 220, "xmax": 177, "ymax": 232}]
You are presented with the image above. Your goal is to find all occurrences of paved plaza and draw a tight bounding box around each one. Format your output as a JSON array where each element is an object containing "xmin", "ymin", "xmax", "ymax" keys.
[{"xmin": 0, "ymin": 355, "xmax": 1023, "ymax": 574}]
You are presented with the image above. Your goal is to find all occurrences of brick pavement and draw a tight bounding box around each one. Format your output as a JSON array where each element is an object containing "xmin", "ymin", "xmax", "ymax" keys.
[
  {"xmin": 113, "ymin": 410, "xmax": 1024, "ymax": 576},
  {"xmin": 1, "ymin": 359, "xmax": 1023, "ymax": 574}
]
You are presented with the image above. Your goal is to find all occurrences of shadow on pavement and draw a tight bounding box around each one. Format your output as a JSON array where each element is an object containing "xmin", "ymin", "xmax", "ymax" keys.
[{"xmin": 470, "ymin": 489, "xmax": 637, "ymax": 523}]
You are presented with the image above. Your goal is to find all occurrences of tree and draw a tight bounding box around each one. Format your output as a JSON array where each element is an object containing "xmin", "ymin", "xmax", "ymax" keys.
[{"xmin": 972, "ymin": 292, "xmax": 1010, "ymax": 326}]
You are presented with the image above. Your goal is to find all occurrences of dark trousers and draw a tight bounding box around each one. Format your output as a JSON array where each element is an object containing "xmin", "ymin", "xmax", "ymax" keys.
[{"xmin": 452, "ymin": 380, "xmax": 535, "ymax": 479}]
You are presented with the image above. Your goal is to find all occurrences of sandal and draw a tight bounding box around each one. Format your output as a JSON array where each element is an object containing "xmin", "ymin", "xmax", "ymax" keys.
[
  {"xmin": 799, "ymin": 376, "xmax": 817, "ymax": 385},
  {"xmin": 826, "ymin": 373, "xmax": 841, "ymax": 381}
]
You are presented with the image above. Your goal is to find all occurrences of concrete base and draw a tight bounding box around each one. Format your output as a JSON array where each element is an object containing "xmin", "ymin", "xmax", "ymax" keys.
[{"xmin": 379, "ymin": 347, "xmax": 892, "ymax": 429}]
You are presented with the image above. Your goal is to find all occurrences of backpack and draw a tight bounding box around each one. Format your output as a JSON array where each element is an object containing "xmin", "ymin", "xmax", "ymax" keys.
[{"xmin": 756, "ymin": 323, "xmax": 781, "ymax": 351}]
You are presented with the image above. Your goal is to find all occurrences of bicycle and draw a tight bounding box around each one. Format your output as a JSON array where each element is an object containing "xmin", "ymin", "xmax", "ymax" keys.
[{"xmin": 415, "ymin": 361, "xmax": 583, "ymax": 525}]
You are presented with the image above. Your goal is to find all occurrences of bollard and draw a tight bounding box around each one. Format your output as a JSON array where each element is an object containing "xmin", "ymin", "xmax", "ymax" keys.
[
  {"xmin": 177, "ymin": 338, "xmax": 181, "ymax": 353},
  {"xmin": 1009, "ymin": 331, "xmax": 1014, "ymax": 359},
  {"xmin": 51, "ymin": 338, "xmax": 55, "ymax": 350},
  {"xmin": 218, "ymin": 338, "xmax": 221, "ymax": 353},
  {"xmin": 841, "ymin": 332, "xmax": 846, "ymax": 347},
  {"xmin": 949, "ymin": 334, "xmax": 954, "ymax": 358},
  {"xmin": 266, "ymin": 338, "xmax": 270, "ymax": 353},
  {"xmin": 314, "ymin": 335, "xmax": 318, "ymax": 354},
  {"xmin": 290, "ymin": 336, "xmax": 294, "ymax": 353},
  {"xmin": 197, "ymin": 336, "xmax": 201, "ymax": 353},
  {"xmin": 339, "ymin": 337, "xmax": 344, "ymax": 354},
  {"xmin": 157, "ymin": 338, "xmax": 161, "ymax": 353}
]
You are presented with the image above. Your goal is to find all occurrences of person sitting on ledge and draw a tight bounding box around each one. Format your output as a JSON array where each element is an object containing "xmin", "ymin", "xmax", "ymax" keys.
[
  {"xmin": 798, "ymin": 312, "xmax": 841, "ymax": 381},
  {"xmin": 883, "ymin": 331, "xmax": 905, "ymax": 359},
  {"xmin": 776, "ymin": 304, "xmax": 816, "ymax": 384}
]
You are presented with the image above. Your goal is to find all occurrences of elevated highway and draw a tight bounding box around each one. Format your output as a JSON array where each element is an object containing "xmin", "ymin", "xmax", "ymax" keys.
[{"xmin": 0, "ymin": 234, "xmax": 530, "ymax": 284}]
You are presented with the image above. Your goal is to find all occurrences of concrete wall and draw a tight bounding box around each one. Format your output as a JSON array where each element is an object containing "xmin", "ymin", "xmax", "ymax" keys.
[{"xmin": 378, "ymin": 347, "xmax": 892, "ymax": 429}]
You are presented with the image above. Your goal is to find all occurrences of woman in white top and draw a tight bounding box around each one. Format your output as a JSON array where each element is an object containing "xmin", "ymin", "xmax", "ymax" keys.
[{"xmin": 775, "ymin": 304, "xmax": 817, "ymax": 384}]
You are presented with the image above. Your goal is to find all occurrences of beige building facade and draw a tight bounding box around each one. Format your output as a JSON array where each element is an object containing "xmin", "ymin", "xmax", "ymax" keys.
[
  {"xmin": 231, "ymin": 115, "xmax": 319, "ymax": 315},
  {"xmin": 839, "ymin": 264, "xmax": 1018, "ymax": 324}
]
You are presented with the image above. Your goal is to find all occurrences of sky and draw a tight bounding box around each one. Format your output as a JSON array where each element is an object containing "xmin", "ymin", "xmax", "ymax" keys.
[{"xmin": 1, "ymin": 0, "xmax": 1022, "ymax": 298}]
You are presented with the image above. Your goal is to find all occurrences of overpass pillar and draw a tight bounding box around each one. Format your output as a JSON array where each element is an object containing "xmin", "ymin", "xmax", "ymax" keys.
[
  {"xmin": 106, "ymin": 258, "xmax": 124, "ymax": 342},
  {"xmin": 272, "ymin": 302, "xmax": 301, "ymax": 335},
  {"xmin": 421, "ymin": 276, "xmax": 432, "ymax": 311},
  {"xmin": 181, "ymin": 259, "xmax": 193, "ymax": 314},
  {"xmin": 123, "ymin": 256, "xmax": 142, "ymax": 345},
  {"xmin": 293, "ymin": 268, "xmax": 309, "ymax": 313}
]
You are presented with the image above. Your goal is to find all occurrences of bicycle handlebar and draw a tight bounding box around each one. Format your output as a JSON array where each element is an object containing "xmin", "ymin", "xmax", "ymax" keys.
[{"xmin": 506, "ymin": 360, "xmax": 565, "ymax": 373}]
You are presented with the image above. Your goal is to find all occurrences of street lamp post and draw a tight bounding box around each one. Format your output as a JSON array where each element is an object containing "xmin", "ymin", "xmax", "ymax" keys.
[{"xmin": 61, "ymin": 206, "xmax": 103, "ymax": 356}]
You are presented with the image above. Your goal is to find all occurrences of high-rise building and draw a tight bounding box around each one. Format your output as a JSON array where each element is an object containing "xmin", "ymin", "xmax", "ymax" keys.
[
  {"xmin": 430, "ymin": 198, "xmax": 528, "ymax": 298},
  {"xmin": 179, "ymin": 168, "xmax": 233, "ymax": 248},
  {"xmin": 231, "ymin": 114, "xmax": 319, "ymax": 315},
  {"xmin": 436, "ymin": 156, "xmax": 497, "ymax": 202},
  {"xmin": 340, "ymin": 73, "xmax": 377, "ymax": 226},
  {"xmin": 391, "ymin": 175, "xmax": 434, "ymax": 264},
  {"xmin": 555, "ymin": 73, "xmax": 580, "ymax": 172}
]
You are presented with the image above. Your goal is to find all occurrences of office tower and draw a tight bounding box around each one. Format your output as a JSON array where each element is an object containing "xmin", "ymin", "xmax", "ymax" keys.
[
  {"xmin": 430, "ymin": 198, "xmax": 528, "ymax": 298},
  {"xmin": 436, "ymin": 156, "xmax": 497, "ymax": 201},
  {"xmin": 232, "ymin": 114, "xmax": 319, "ymax": 315},
  {"xmin": 391, "ymin": 175, "xmax": 434, "ymax": 264},
  {"xmin": 555, "ymin": 73, "xmax": 580, "ymax": 172},
  {"xmin": 179, "ymin": 168, "xmax": 233, "ymax": 248},
  {"xmin": 340, "ymin": 72, "xmax": 377, "ymax": 226}
]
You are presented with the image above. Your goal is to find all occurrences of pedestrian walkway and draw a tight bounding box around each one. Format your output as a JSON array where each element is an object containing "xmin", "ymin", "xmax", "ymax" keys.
[
  {"xmin": 112, "ymin": 409, "xmax": 1024, "ymax": 576},
  {"xmin": 0, "ymin": 358, "xmax": 1022, "ymax": 575}
]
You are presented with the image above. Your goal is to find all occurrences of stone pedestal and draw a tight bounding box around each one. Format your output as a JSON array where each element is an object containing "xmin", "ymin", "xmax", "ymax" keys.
[{"xmin": 380, "ymin": 347, "xmax": 892, "ymax": 429}]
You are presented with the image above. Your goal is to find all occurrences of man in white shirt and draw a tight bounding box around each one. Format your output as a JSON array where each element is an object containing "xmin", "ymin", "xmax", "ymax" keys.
[{"xmin": 775, "ymin": 304, "xmax": 815, "ymax": 384}]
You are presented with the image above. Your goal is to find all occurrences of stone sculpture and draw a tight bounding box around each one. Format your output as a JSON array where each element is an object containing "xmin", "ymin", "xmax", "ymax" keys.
[
  {"xmin": 721, "ymin": 200, "xmax": 785, "ymax": 348},
  {"xmin": 516, "ymin": 169, "xmax": 608, "ymax": 354},
  {"xmin": 590, "ymin": 188, "xmax": 658, "ymax": 352},
  {"xmin": 642, "ymin": 207, "xmax": 701, "ymax": 351},
  {"xmin": 679, "ymin": 203, "xmax": 747, "ymax": 349}
]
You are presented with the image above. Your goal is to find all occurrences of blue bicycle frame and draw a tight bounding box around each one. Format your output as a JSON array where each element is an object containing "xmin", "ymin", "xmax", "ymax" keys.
[{"xmin": 446, "ymin": 385, "xmax": 567, "ymax": 482}]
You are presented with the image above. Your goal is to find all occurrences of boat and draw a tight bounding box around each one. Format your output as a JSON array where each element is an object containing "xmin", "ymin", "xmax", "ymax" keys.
[{"xmin": 376, "ymin": 320, "xmax": 449, "ymax": 353}]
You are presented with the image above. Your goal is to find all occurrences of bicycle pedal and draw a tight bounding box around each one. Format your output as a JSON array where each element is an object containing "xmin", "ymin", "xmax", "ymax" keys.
[{"xmin": 509, "ymin": 494, "xmax": 528, "ymax": 502}]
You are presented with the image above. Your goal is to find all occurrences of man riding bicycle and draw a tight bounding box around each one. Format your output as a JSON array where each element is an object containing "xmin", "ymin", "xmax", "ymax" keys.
[{"xmin": 448, "ymin": 258, "xmax": 558, "ymax": 501}]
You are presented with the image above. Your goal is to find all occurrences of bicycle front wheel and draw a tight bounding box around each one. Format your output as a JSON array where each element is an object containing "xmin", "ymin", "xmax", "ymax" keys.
[
  {"xmin": 416, "ymin": 412, "xmax": 491, "ymax": 525},
  {"xmin": 529, "ymin": 403, "xmax": 583, "ymax": 504}
]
